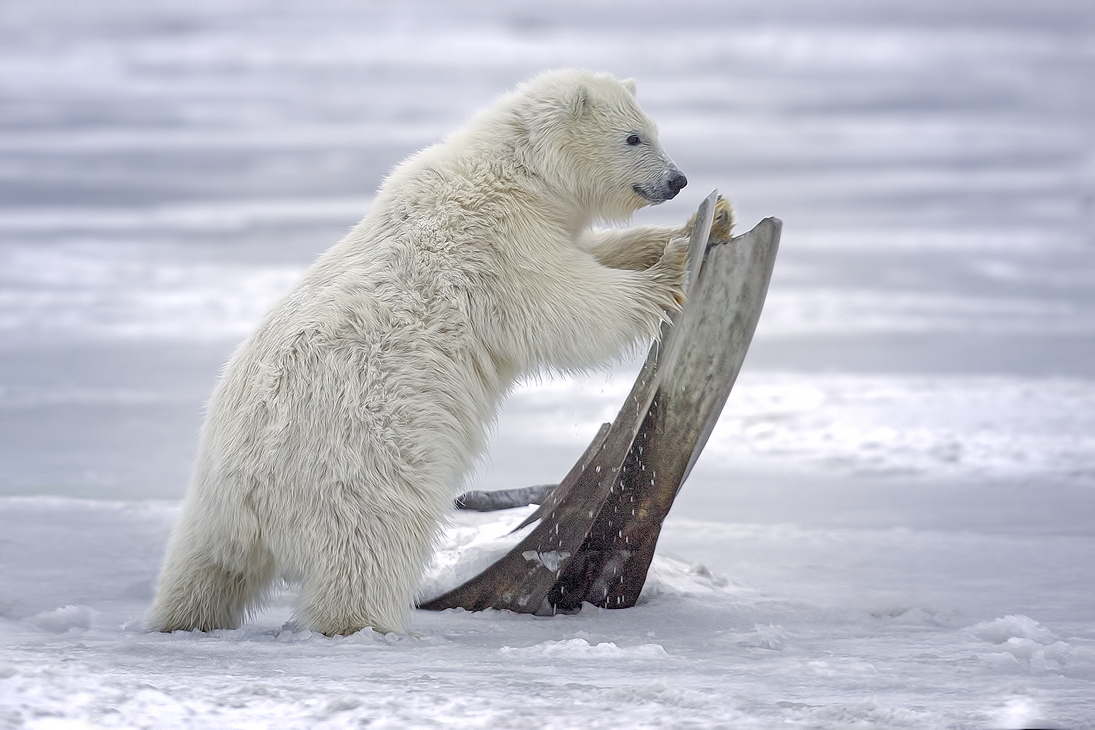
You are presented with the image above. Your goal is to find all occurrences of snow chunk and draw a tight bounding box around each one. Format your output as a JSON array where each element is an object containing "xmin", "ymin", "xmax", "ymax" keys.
[
  {"xmin": 640, "ymin": 555, "xmax": 740, "ymax": 600},
  {"xmin": 30, "ymin": 605, "xmax": 94, "ymax": 633},
  {"xmin": 969, "ymin": 615, "xmax": 1072, "ymax": 674},
  {"xmin": 500, "ymin": 638, "xmax": 668, "ymax": 660},
  {"xmin": 728, "ymin": 623, "xmax": 789, "ymax": 651},
  {"xmin": 970, "ymin": 614, "xmax": 1057, "ymax": 645}
]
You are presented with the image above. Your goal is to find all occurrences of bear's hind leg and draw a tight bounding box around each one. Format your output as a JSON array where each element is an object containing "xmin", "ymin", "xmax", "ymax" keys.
[
  {"xmin": 296, "ymin": 553, "xmax": 412, "ymax": 636},
  {"xmin": 148, "ymin": 543, "xmax": 275, "ymax": 633},
  {"xmin": 293, "ymin": 506, "xmax": 431, "ymax": 636}
]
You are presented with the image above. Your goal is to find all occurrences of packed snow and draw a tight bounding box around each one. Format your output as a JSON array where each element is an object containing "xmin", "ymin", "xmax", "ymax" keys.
[
  {"xmin": 2, "ymin": 0, "xmax": 1093, "ymax": 727},
  {"xmin": 3, "ymin": 498, "xmax": 1093, "ymax": 727}
]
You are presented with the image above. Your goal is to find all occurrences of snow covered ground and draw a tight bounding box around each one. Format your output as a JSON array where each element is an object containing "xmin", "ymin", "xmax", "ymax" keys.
[
  {"xmin": 2, "ymin": 0, "xmax": 1094, "ymax": 727},
  {"xmin": 3, "ymin": 498, "xmax": 1093, "ymax": 728}
]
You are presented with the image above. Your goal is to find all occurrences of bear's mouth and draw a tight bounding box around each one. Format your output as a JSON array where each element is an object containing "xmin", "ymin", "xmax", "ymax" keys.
[
  {"xmin": 632, "ymin": 184, "xmax": 661, "ymax": 204},
  {"xmin": 633, "ymin": 174, "xmax": 686, "ymax": 204}
]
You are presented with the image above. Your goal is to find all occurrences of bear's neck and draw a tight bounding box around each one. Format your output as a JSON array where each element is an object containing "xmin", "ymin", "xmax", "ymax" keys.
[{"xmin": 476, "ymin": 141, "xmax": 596, "ymax": 237}]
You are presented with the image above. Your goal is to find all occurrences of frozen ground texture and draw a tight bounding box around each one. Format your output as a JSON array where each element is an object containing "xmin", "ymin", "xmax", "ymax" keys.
[
  {"xmin": 3, "ymin": 499, "xmax": 1094, "ymax": 728},
  {"xmin": 1, "ymin": 0, "xmax": 1094, "ymax": 727}
]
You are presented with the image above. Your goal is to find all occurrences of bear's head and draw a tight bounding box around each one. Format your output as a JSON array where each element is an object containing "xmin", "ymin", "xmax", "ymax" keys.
[{"xmin": 511, "ymin": 69, "xmax": 687, "ymax": 223}]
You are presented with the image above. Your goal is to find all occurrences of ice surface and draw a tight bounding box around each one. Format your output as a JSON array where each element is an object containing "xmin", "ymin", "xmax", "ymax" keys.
[
  {"xmin": 1, "ymin": 0, "xmax": 1094, "ymax": 725},
  {"xmin": 2, "ymin": 499, "xmax": 1093, "ymax": 728},
  {"xmin": 486, "ymin": 371, "xmax": 1095, "ymax": 486}
]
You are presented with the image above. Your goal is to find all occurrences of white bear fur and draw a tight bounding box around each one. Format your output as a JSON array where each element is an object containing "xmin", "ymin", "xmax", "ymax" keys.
[{"xmin": 148, "ymin": 69, "xmax": 699, "ymax": 636}]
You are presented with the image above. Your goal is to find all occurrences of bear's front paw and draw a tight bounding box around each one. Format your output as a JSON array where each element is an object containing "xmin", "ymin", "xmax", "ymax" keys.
[
  {"xmin": 682, "ymin": 195, "xmax": 735, "ymax": 243},
  {"xmin": 710, "ymin": 196, "xmax": 735, "ymax": 242},
  {"xmin": 652, "ymin": 237, "xmax": 689, "ymax": 310}
]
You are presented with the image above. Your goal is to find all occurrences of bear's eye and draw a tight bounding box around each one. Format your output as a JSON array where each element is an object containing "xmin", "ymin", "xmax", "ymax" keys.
[{"xmin": 626, "ymin": 133, "xmax": 641, "ymax": 146}]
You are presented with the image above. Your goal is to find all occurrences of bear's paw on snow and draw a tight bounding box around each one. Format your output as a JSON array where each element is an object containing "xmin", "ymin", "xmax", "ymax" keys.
[{"xmin": 148, "ymin": 69, "xmax": 718, "ymax": 636}]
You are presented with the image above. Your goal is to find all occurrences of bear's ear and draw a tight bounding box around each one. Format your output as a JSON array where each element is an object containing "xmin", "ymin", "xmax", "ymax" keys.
[
  {"xmin": 621, "ymin": 78, "xmax": 637, "ymax": 97},
  {"xmin": 567, "ymin": 85, "xmax": 590, "ymax": 118}
]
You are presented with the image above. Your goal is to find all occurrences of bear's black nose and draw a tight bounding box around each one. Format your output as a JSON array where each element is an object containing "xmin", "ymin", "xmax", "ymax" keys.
[{"xmin": 667, "ymin": 171, "xmax": 688, "ymax": 196}]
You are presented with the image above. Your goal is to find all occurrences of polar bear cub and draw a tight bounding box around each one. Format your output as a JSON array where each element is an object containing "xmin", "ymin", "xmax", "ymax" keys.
[{"xmin": 149, "ymin": 69, "xmax": 709, "ymax": 636}]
